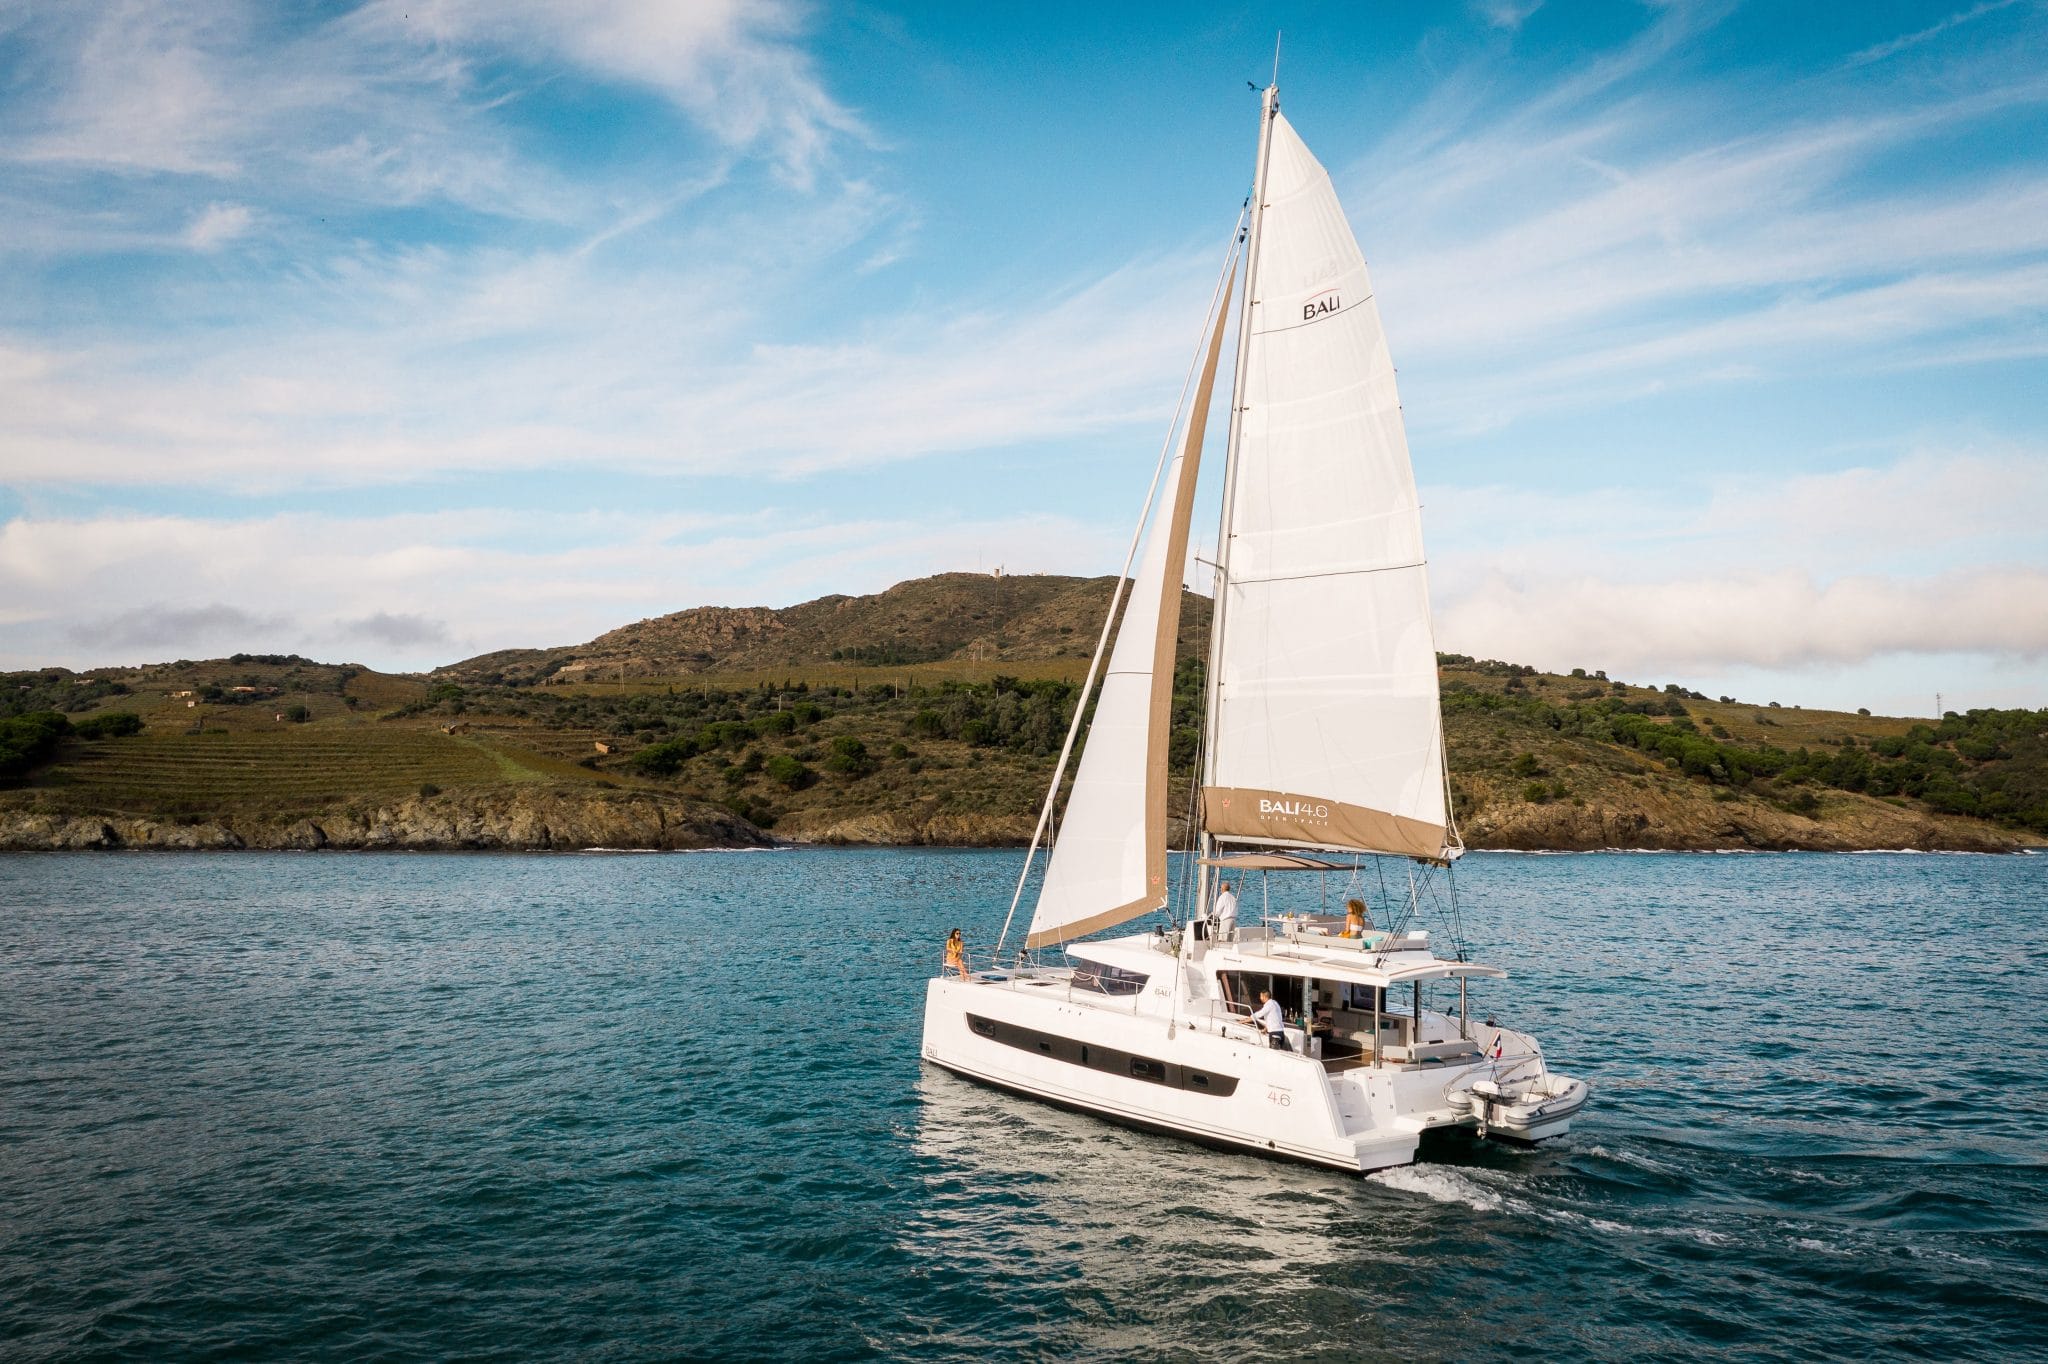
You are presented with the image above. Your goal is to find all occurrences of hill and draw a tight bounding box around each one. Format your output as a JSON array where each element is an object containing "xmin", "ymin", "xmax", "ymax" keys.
[
  {"xmin": 434, "ymin": 572, "xmax": 1205, "ymax": 684},
  {"xmin": 3, "ymin": 576, "xmax": 2043, "ymax": 853},
  {"xmin": 0, "ymin": 655, "xmax": 761, "ymax": 851}
]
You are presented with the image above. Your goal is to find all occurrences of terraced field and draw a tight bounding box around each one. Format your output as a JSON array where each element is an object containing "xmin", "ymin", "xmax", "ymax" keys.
[
  {"xmin": 542, "ymin": 657, "xmax": 1091, "ymax": 700},
  {"xmin": 464, "ymin": 724, "xmax": 614, "ymax": 765},
  {"xmin": 34, "ymin": 727, "xmax": 521, "ymax": 816}
]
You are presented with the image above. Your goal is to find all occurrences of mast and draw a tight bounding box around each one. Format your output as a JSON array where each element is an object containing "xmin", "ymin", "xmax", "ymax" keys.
[{"xmin": 1197, "ymin": 82, "xmax": 1278, "ymax": 917}]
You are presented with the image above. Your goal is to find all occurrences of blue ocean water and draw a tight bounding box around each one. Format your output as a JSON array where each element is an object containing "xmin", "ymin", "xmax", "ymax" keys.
[{"xmin": 1, "ymin": 849, "xmax": 2042, "ymax": 1362}]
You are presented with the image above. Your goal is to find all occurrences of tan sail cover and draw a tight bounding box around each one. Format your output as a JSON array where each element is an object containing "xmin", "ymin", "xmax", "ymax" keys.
[
  {"xmin": 1205, "ymin": 111, "xmax": 1448, "ymax": 862},
  {"xmin": 1026, "ymin": 278, "xmax": 1231, "ymax": 949}
]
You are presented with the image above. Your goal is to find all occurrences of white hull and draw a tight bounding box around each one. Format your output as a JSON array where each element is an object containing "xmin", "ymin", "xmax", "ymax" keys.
[{"xmin": 921, "ymin": 959, "xmax": 1581, "ymax": 1174}]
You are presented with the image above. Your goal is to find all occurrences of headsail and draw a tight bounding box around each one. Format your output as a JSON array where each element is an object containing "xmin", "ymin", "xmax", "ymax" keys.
[
  {"xmin": 1024, "ymin": 273, "xmax": 1234, "ymax": 950},
  {"xmin": 1203, "ymin": 110, "xmax": 1451, "ymax": 863}
]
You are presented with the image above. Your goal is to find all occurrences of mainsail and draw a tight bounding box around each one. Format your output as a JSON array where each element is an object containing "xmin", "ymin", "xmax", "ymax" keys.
[
  {"xmin": 1203, "ymin": 108, "xmax": 1451, "ymax": 863},
  {"xmin": 1023, "ymin": 276, "xmax": 1233, "ymax": 950}
]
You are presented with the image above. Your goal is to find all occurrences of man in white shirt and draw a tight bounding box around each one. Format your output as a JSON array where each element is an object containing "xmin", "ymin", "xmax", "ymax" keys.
[
  {"xmin": 1251, "ymin": 990, "xmax": 1288, "ymax": 1050},
  {"xmin": 1213, "ymin": 880, "xmax": 1239, "ymax": 939}
]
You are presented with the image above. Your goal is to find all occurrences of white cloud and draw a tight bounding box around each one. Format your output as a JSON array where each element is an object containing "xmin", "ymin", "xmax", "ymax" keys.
[
  {"xmin": 0, "ymin": 239, "xmax": 1209, "ymax": 487},
  {"xmin": 182, "ymin": 201, "xmax": 251, "ymax": 250},
  {"xmin": 66, "ymin": 602, "xmax": 284, "ymax": 653},
  {"xmin": 10, "ymin": 4, "xmax": 247, "ymax": 177},
  {"xmin": 366, "ymin": 0, "xmax": 868, "ymax": 189},
  {"xmin": 1844, "ymin": 0, "xmax": 2023, "ymax": 68},
  {"xmin": 1349, "ymin": 33, "xmax": 2048, "ymax": 432},
  {"xmin": 1, "ymin": 0, "xmax": 861, "ymax": 219},
  {"xmin": 1437, "ymin": 566, "xmax": 2048, "ymax": 676},
  {"xmin": 1702, "ymin": 446, "xmax": 2048, "ymax": 560},
  {"xmin": 340, "ymin": 612, "xmax": 450, "ymax": 649},
  {"xmin": 1474, "ymin": 0, "xmax": 1544, "ymax": 33},
  {"xmin": 0, "ymin": 508, "xmax": 1123, "ymax": 671},
  {"xmin": 1423, "ymin": 444, "xmax": 2048, "ymax": 694}
]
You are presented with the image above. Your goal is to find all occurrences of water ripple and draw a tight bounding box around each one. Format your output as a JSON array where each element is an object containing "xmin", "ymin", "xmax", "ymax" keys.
[{"xmin": 0, "ymin": 849, "xmax": 2043, "ymax": 1361}]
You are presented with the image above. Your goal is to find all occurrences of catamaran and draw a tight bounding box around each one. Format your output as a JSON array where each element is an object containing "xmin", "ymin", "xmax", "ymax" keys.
[{"xmin": 920, "ymin": 81, "xmax": 1587, "ymax": 1173}]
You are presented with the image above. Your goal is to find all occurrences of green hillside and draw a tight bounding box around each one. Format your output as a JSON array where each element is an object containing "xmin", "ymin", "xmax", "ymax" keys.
[
  {"xmin": 435, "ymin": 573, "xmax": 1193, "ymax": 684},
  {"xmin": 3, "ymin": 578, "xmax": 2043, "ymax": 852}
]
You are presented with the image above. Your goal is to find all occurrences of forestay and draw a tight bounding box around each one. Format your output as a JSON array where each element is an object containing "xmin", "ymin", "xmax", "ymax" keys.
[{"xmin": 1204, "ymin": 111, "xmax": 1450, "ymax": 863}]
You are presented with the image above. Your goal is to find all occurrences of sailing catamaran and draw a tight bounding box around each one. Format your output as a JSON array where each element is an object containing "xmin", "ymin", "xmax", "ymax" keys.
[{"xmin": 920, "ymin": 83, "xmax": 1587, "ymax": 1173}]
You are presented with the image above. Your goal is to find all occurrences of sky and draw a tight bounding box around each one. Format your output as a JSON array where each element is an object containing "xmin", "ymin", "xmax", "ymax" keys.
[{"xmin": 2, "ymin": 0, "xmax": 2045, "ymax": 717}]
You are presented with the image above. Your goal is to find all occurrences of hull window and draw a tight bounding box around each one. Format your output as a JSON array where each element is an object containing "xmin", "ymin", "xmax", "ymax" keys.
[{"xmin": 962, "ymin": 1013, "xmax": 1240, "ymax": 1097}]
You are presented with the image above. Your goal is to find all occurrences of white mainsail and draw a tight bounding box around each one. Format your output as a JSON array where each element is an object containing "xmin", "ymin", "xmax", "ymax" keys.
[
  {"xmin": 1024, "ymin": 276, "xmax": 1233, "ymax": 950},
  {"xmin": 1203, "ymin": 109, "xmax": 1451, "ymax": 863}
]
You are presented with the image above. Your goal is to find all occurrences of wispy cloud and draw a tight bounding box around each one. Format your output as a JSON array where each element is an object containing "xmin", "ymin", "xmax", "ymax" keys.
[
  {"xmin": 1439, "ymin": 566, "xmax": 2048, "ymax": 676},
  {"xmin": 1473, "ymin": 0, "xmax": 1544, "ymax": 33},
  {"xmin": 1, "ymin": 0, "xmax": 865, "ymax": 231},
  {"xmin": 182, "ymin": 201, "xmax": 251, "ymax": 250},
  {"xmin": 2, "ymin": 0, "xmax": 2045, "ymax": 714},
  {"xmin": 1350, "ymin": 15, "xmax": 2048, "ymax": 433},
  {"xmin": 0, "ymin": 237, "xmax": 1208, "ymax": 487},
  {"xmin": 66, "ymin": 602, "xmax": 284, "ymax": 652},
  {"xmin": 340, "ymin": 611, "xmax": 450, "ymax": 650},
  {"xmin": 1844, "ymin": 0, "xmax": 2023, "ymax": 68},
  {"xmin": 364, "ymin": 0, "xmax": 870, "ymax": 189},
  {"xmin": 0, "ymin": 507, "xmax": 1122, "ymax": 671},
  {"xmin": 1426, "ymin": 445, "xmax": 2048, "ymax": 679}
]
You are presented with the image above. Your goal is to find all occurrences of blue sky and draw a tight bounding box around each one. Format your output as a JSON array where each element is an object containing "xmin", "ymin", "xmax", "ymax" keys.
[{"xmin": 2, "ymin": 0, "xmax": 2044, "ymax": 717}]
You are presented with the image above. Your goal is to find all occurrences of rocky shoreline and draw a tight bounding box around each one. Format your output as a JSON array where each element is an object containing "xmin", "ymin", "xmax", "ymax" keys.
[
  {"xmin": 0, "ymin": 788, "xmax": 2030, "ymax": 854},
  {"xmin": 0, "ymin": 789, "xmax": 771, "ymax": 853}
]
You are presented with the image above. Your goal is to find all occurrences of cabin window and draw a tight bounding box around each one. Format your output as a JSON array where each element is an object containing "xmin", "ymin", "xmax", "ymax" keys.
[
  {"xmin": 1128, "ymin": 1058, "xmax": 1168, "ymax": 1084},
  {"xmin": 1071, "ymin": 962, "xmax": 1149, "ymax": 996},
  {"xmin": 962, "ymin": 1014, "xmax": 1239, "ymax": 1097},
  {"xmin": 1218, "ymin": 971, "xmax": 1273, "ymax": 1006}
]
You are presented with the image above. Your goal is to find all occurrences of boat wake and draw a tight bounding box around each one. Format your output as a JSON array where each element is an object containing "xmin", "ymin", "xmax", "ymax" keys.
[{"xmin": 1368, "ymin": 1164, "xmax": 1505, "ymax": 1212}]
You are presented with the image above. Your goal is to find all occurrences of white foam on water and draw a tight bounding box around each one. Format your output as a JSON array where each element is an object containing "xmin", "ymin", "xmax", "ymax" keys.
[
  {"xmin": 574, "ymin": 845, "xmax": 792, "ymax": 855},
  {"xmin": 1844, "ymin": 848, "xmax": 2001, "ymax": 856},
  {"xmin": 1369, "ymin": 1164, "xmax": 1504, "ymax": 1212},
  {"xmin": 1580, "ymin": 1143, "xmax": 1675, "ymax": 1174},
  {"xmin": 1548, "ymin": 1206, "xmax": 1734, "ymax": 1247}
]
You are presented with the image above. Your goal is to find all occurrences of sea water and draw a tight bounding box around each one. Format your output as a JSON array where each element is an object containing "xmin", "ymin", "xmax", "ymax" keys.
[{"xmin": 1, "ymin": 849, "xmax": 2042, "ymax": 1361}]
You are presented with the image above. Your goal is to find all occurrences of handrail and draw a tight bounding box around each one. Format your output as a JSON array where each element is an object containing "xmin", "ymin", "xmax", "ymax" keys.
[{"xmin": 934, "ymin": 943, "xmax": 1011, "ymax": 979}]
